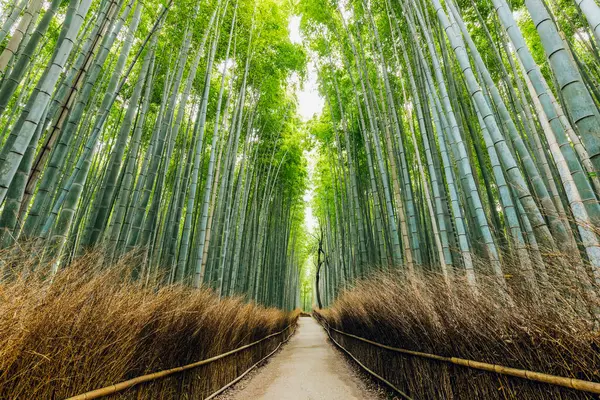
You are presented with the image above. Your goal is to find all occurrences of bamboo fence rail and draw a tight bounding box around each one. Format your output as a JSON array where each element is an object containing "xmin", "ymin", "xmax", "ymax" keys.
[
  {"xmin": 67, "ymin": 322, "xmax": 297, "ymax": 400},
  {"xmin": 204, "ymin": 325, "xmax": 296, "ymax": 400},
  {"xmin": 323, "ymin": 321, "xmax": 414, "ymax": 399},
  {"xmin": 316, "ymin": 317, "xmax": 600, "ymax": 396}
]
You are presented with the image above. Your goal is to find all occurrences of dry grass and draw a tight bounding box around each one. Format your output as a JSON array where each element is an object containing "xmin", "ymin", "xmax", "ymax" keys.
[
  {"xmin": 317, "ymin": 271, "xmax": 600, "ymax": 399},
  {"xmin": 0, "ymin": 247, "xmax": 298, "ymax": 399}
]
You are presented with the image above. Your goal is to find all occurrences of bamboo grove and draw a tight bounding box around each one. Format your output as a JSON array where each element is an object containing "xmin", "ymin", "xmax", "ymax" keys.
[
  {"xmin": 0, "ymin": 0, "xmax": 310, "ymax": 310},
  {"xmin": 306, "ymin": 0, "xmax": 600, "ymax": 310}
]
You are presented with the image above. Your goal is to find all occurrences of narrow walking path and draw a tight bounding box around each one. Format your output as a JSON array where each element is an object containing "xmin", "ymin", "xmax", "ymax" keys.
[{"xmin": 221, "ymin": 317, "xmax": 382, "ymax": 400}]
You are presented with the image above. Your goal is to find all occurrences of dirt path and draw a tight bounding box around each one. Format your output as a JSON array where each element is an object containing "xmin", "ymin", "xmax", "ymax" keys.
[{"xmin": 220, "ymin": 317, "xmax": 383, "ymax": 400}]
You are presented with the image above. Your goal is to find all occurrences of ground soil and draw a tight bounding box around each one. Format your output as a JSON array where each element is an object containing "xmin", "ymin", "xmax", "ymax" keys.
[{"xmin": 217, "ymin": 316, "xmax": 388, "ymax": 400}]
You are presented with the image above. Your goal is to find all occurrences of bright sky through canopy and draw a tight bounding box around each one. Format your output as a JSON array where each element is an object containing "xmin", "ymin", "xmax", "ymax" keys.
[
  {"xmin": 288, "ymin": 15, "xmax": 322, "ymax": 236},
  {"xmin": 289, "ymin": 16, "xmax": 324, "ymax": 122}
]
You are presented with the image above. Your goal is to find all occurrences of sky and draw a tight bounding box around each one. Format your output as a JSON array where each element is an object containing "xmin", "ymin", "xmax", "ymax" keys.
[
  {"xmin": 288, "ymin": 15, "xmax": 324, "ymax": 237},
  {"xmin": 289, "ymin": 16, "xmax": 324, "ymax": 122}
]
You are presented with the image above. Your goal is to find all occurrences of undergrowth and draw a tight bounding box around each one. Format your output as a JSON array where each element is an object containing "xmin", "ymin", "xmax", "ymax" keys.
[
  {"xmin": 317, "ymin": 271, "xmax": 600, "ymax": 399},
  {"xmin": 0, "ymin": 248, "xmax": 298, "ymax": 399}
]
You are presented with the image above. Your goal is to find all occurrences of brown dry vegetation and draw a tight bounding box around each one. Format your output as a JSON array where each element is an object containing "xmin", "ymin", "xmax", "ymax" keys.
[
  {"xmin": 0, "ymin": 248, "xmax": 298, "ymax": 399},
  {"xmin": 316, "ymin": 269, "xmax": 600, "ymax": 399}
]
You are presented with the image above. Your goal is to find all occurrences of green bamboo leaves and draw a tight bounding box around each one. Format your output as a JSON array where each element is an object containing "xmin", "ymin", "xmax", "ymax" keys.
[
  {"xmin": 305, "ymin": 0, "xmax": 600, "ymax": 308},
  {"xmin": 0, "ymin": 0, "xmax": 306, "ymax": 311}
]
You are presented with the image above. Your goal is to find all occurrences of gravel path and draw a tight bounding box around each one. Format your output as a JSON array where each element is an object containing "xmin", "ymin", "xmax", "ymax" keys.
[{"xmin": 218, "ymin": 317, "xmax": 385, "ymax": 400}]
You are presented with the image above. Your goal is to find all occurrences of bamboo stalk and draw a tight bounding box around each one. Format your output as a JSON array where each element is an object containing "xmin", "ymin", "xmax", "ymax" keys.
[{"xmin": 67, "ymin": 322, "xmax": 296, "ymax": 400}]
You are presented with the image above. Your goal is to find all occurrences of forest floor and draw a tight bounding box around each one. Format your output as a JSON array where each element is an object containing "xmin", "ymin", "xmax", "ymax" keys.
[{"xmin": 217, "ymin": 316, "xmax": 387, "ymax": 400}]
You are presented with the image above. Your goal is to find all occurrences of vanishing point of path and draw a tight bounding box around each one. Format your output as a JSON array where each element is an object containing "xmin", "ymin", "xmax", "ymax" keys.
[{"xmin": 221, "ymin": 317, "xmax": 383, "ymax": 400}]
